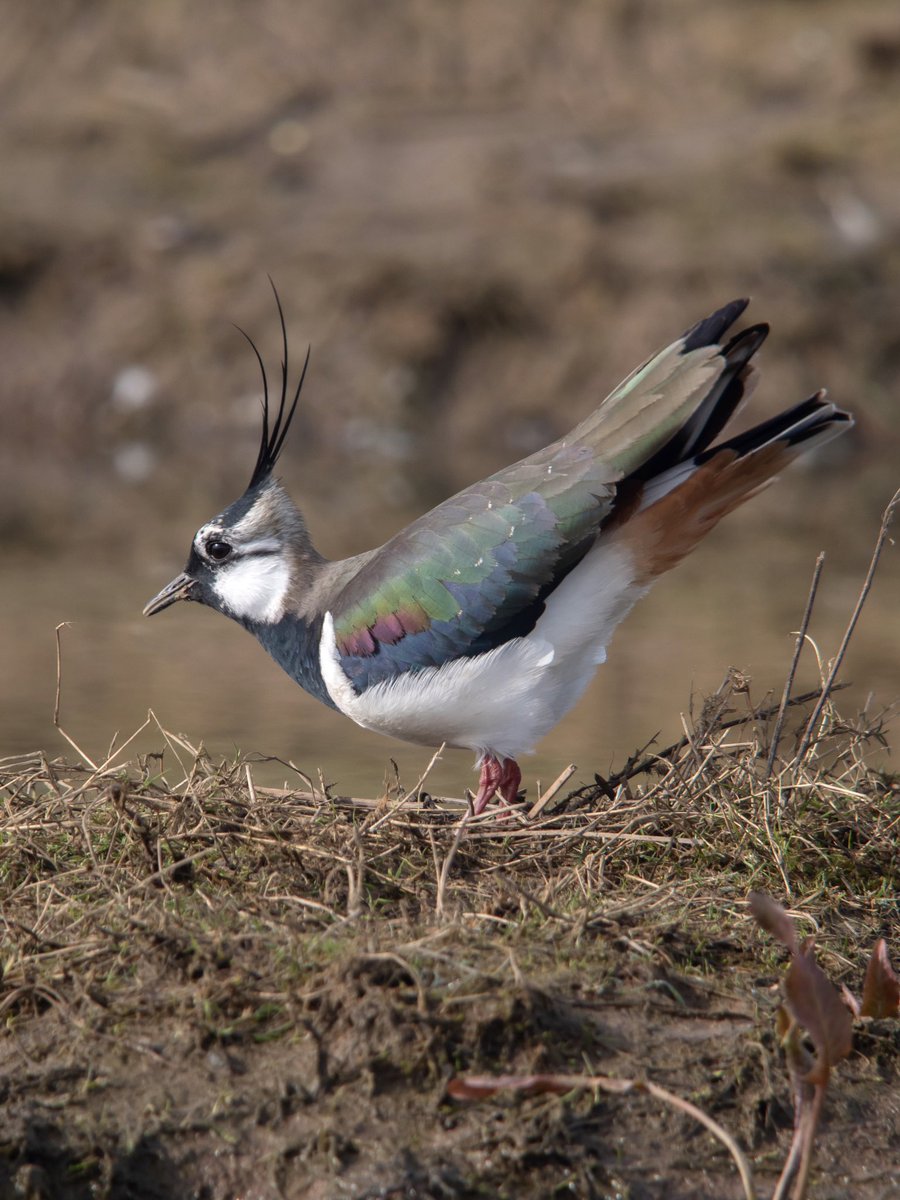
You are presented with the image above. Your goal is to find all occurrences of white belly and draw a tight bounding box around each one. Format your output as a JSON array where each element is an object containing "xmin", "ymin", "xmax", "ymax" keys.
[{"xmin": 319, "ymin": 535, "xmax": 646, "ymax": 761}]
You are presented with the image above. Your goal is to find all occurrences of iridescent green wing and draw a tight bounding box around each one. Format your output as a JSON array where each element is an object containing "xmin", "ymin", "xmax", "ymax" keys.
[{"xmin": 331, "ymin": 299, "xmax": 757, "ymax": 691}]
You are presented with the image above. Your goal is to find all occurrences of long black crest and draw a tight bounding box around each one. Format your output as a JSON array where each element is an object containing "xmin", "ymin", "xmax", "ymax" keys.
[{"xmin": 236, "ymin": 280, "xmax": 310, "ymax": 491}]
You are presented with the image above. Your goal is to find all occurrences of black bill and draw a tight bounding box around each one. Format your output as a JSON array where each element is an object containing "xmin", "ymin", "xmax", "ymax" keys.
[{"xmin": 143, "ymin": 572, "xmax": 197, "ymax": 616}]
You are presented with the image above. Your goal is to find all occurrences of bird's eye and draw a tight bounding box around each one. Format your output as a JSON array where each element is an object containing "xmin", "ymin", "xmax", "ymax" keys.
[{"xmin": 206, "ymin": 539, "xmax": 232, "ymax": 562}]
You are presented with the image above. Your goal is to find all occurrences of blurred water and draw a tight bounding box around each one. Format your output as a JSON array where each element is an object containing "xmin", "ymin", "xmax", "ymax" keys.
[
  {"xmin": 1, "ymin": 0, "xmax": 899, "ymax": 803},
  {"xmin": 4, "ymin": 482, "xmax": 897, "ymax": 799}
]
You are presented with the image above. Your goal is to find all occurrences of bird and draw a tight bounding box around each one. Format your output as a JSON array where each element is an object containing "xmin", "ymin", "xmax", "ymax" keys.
[{"xmin": 144, "ymin": 295, "xmax": 852, "ymax": 815}]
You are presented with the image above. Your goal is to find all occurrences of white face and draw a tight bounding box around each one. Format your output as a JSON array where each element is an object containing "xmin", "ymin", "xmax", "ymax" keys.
[
  {"xmin": 193, "ymin": 519, "xmax": 292, "ymax": 624},
  {"xmin": 189, "ymin": 479, "xmax": 306, "ymax": 624},
  {"xmin": 210, "ymin": 545, "xmax": 292, "ymax": 623}
]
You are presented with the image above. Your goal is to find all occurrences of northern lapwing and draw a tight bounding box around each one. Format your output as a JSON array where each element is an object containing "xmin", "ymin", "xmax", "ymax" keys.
[{"xmin": 144, "ymin": 296, "xmax": 852, "ymax": 814}]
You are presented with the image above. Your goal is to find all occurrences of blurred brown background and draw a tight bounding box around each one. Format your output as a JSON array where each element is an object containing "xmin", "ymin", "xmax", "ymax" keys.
[{"xmin": 1, "ymin": 0, "xmax": 898, "ymax": 795}]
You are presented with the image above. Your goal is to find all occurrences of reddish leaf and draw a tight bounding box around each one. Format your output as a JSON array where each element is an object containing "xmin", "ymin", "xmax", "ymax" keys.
[
  {"xmin": 748, "ymin": 891, "xmax": 799, "ymax": 954},
  {"xmin": 447, "ymin": 1073, "xmax": 582, "ymax": 1100},
  {"xmin": 784, "ymin": 951, "xmax": 853, "ymax": 1084},
  {"xmin": 447, "ymin": 1072, "xmax": 635, "ymax": 1102},
  {"xmin": 860, "ymin": 938, "xmax": 900, "ymax": 1019},
  {"xmin": 840, "ymin": 983, "xmax": 861, "ymax": 1020}
]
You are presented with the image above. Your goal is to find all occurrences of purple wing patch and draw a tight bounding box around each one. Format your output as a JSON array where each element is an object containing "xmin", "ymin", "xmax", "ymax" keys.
[
  {"xmin": 340, "ymin": 626, "xmax": 377, "ymax": 657},
  {"xmin": 338, "ymin": 606, "xmax": 430, "ymax": 658},
  {"xmin": 371, "ymin": 612, "xmax": 408, "ymax": 644}
]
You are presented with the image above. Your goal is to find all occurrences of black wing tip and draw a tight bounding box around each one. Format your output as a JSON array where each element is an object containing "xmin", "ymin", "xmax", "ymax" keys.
[
  {"xmin": 244, "ymin": 285, "xmax": 310, "ymax": 491},
  {"xmin": 696, "ymin": 391, "xmax": 853, "ymax": 463},
  {"xmin": 682, "ymin": 298, "xmax": 751, "ymax": 354}
]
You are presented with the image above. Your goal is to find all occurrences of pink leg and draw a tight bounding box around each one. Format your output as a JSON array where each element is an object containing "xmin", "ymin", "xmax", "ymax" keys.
[
  {"xmin": 472, "ymin": 756, "xmax": 522, "ymax": 816},
  {"xmin": 498, "ymin": 759, "xmax": 522, "ymax": 807},
  {"xmin": 472, "ymin": 755, "xmax": 502, "ymax": 815}
]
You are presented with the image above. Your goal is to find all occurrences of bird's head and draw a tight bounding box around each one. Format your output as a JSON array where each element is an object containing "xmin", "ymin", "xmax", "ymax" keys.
[{"xmin": 144, "ymin": 292, "xmax": 319, "ymax": 627}]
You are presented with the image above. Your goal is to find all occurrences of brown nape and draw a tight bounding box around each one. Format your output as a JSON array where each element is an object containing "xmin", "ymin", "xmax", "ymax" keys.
[{"xmin": 620, "ymin": 443, "xmax": 793, "ymax": 586}]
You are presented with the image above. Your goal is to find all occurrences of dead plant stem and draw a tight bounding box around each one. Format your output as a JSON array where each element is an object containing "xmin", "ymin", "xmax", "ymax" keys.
[
  {"xmin": 640, "ymin": 1079, "xmax": 756, "ymax": 1200},
  {"xmin": 766, "ymin": 551, "xmax": 825, "ymax": 781},
  {"xmin": 794, "ymin": 488, "xmax": 900, "ymax": 767},
  {"xmin": 53, "ymin": 623, "xmax": 98, "ymax": 770},
  {"xmin": 436, "ymin": 810, "xmax": 471, "ymax": 919}
]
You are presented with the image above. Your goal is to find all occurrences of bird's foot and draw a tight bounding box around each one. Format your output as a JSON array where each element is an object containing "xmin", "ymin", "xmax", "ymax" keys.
[{"xmin": 472, "ymin": 756, "xmax": 523, "ymax": 816}]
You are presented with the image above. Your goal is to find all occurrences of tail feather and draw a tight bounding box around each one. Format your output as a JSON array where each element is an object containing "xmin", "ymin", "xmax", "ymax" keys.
[
  {"xmin": 696, "ymin": 390, "xmax": 847, "ymax": 462},
  {"xmin": 617, "ymin": 392, "xmax": 852, "ymax": 585}
]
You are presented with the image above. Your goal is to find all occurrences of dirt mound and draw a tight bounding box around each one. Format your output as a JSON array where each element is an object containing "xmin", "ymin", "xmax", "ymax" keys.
[{"xmin": 2, "ymin": 676, "xmax": 897, "ymax": 1198}]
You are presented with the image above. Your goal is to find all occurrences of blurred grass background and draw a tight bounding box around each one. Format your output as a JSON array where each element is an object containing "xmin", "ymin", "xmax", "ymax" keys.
[{"xmin": 1, "ymin": 0, "xmax": 898, "ymax": 793}]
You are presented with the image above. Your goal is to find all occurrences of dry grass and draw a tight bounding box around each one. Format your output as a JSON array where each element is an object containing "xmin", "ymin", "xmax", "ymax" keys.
[
  {"xmin": 2, "ymin": 674, "xmax": 896, "ymax": 1033},
  {"xmin": 2, "ymin": 678, "xmax": 898, "ymax": 1196},
  {"xmin": 2, "ymin": 507, "xmax": 899, "ymax": 1197}
]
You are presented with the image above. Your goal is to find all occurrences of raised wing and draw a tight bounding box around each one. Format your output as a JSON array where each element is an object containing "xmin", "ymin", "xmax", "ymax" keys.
[
  {"xmin": 332, "ymin": 442, "xmax": 616, "ymax": 690},
  {"xmin": 330, "ymin": 299, "xmax": 762, "ymax": 692}
]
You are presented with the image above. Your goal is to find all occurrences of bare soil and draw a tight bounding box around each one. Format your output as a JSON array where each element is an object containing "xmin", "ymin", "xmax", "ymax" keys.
[{"xmin": 2, "ymin": 682, "xmax": 898, "ymax": 1199}]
